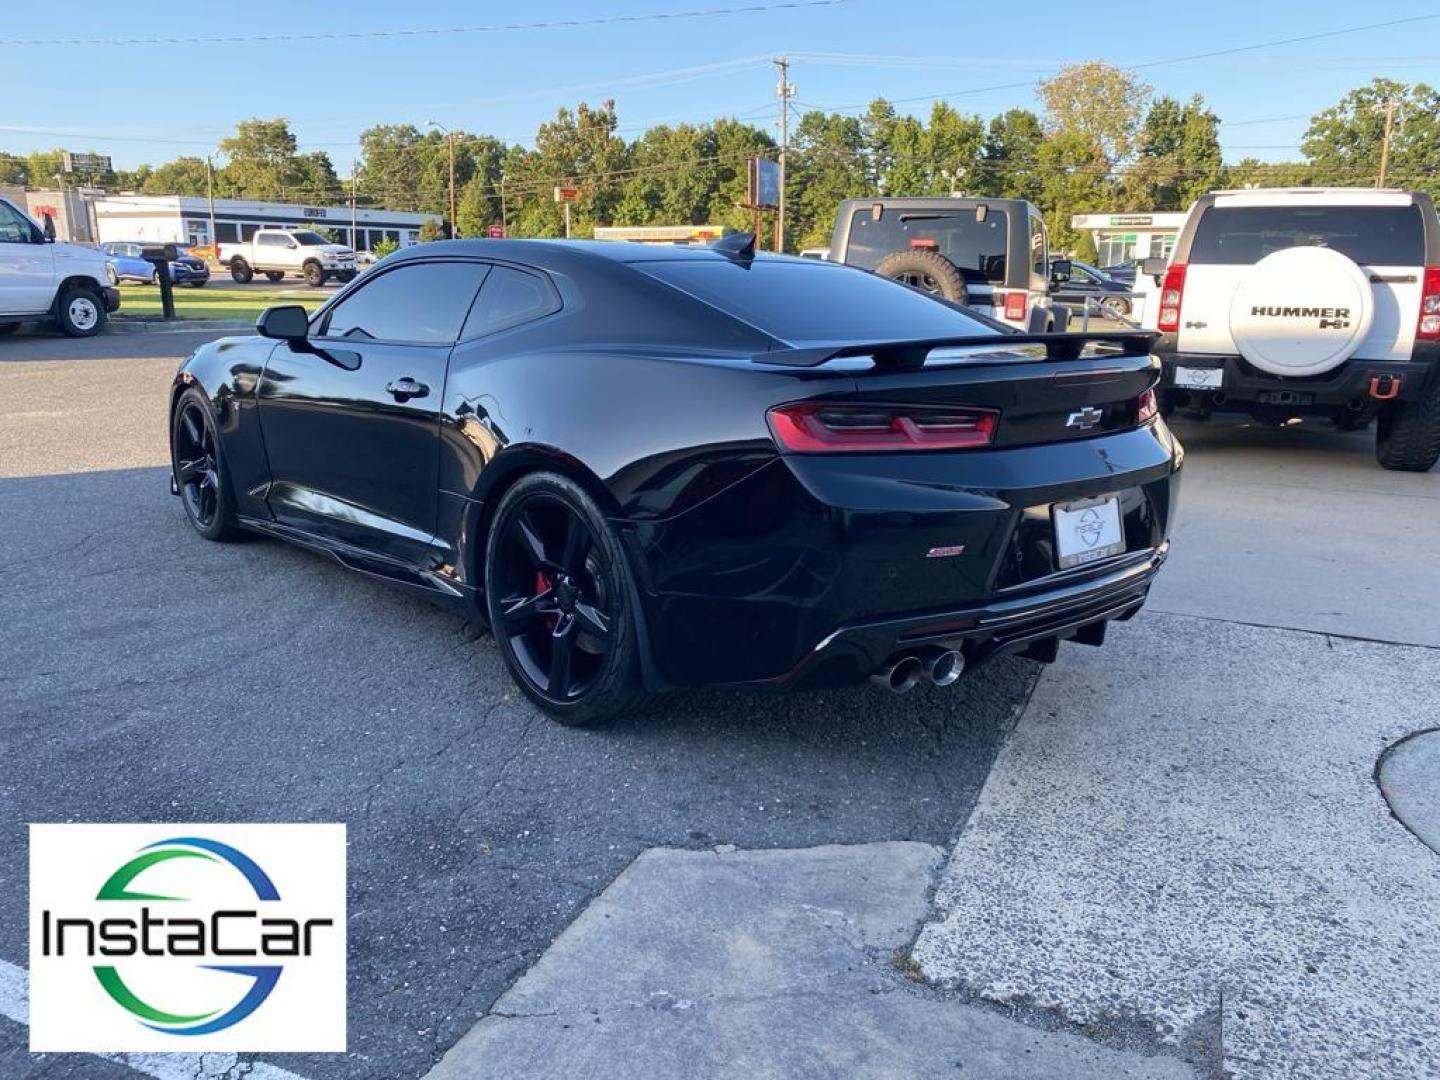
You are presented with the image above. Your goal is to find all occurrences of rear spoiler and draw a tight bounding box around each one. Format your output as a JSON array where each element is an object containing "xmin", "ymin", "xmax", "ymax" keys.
[{"xmin": 756, "ymin": 330, "xmax": 1159, "ymax": 370}]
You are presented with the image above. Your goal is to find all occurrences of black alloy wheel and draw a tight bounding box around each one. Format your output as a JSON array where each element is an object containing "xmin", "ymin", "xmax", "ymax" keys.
[
  {"xmin": 171, "ymin": 390, "xmax": 238, "ymax": 540},
  {"xmin": 485, "ymin": 473, "xmax": 643, "ymax": 725}
]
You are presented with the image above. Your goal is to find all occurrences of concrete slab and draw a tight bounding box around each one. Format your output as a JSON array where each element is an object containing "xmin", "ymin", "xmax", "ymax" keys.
[
  {"xmin": 1378, "ymin": 728, "xmax": 1440, "ymax": 855},
  {"xmin": 913, "ymin": 612, "xmax": 1440, "ymax": 1079},
  {"xmin": 426, "ymin": 844, "xmax": 1196, "ymax": 1080},
  {"xmin": 1151, "ymin": 417, "xmax": 1440, "ymax": 648}
]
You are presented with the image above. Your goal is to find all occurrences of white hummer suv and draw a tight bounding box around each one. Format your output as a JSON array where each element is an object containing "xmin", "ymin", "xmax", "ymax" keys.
[
  {"xmin": 217, "ymin": 228, "xmax": 359, "ymax": 287},
  {"xmin": 1146, "ymin": 187, "xmax": 1440, "ymax": 471},
  {"xmin": 0, "ymin": 196, "xmax": 119, "ymax": 337}
]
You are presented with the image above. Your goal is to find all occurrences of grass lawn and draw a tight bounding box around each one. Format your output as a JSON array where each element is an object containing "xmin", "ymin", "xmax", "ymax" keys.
[{"xmin": 112, "ymin": 284, "xmax": 331, "ymax": 322}]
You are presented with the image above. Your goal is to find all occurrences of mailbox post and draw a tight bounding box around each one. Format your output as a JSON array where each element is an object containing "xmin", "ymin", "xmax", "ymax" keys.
[{"xmin": 141, "ymin": 244, "xmax": 178, "ymax": 320}]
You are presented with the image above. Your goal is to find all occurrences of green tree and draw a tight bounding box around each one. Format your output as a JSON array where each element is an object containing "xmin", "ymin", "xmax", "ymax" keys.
[
  {"xmin": 1038, "ymin": 62, "xmax": 1151, "ymax": 169},
  {"xmin": 923, "ymin": 103, "xmax": 986, "ymax": 195},
  {"xmin": 219, "ymin": 118, "xmax": 300, "ymax": 198},
  {"xmin": 788, "ymin": 110, "xmax": 870, "ymax": 250},
  {"xmin": 0, "ymin": 152, "xmax": 27, "ymax": 185},
  {"xmin": 1302, "ymin": 78, "xmax": 1440, "ymax": 195},
  {"xmin": 138, "ymin": 156, "xmax": 211, "ymax": 196},
  {"xmin": 417, "ymin": 218, "xmax": 447, "ymax": 242},
  {"xmin": 980, "ymin": 108, "xmax": 1044, "ymax": 202},
  {"xmin": 1036, "ymin": 131, "xmax": 1112, "ymax": 253},
  {"xmin": 617, "ymin": 123, "xmax": 717, "ymax": 225},
  {"xmin": 1220, "ymin": 157, "xmax": 1315, "ymax": 190},
  {"xmin": 1129, "ymin": 95, "xmax": 1222, "ymax": 209}
]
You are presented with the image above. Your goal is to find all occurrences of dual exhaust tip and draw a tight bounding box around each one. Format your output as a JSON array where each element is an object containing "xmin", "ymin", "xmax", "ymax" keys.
[{"xmin": 871, "ymin": 647, "xmax": 964, "ymax": 693}]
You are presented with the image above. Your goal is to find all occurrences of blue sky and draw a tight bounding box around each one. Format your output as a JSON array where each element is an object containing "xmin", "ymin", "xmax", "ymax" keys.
[{"xmin": 0, "ymin": 1, "xmax": 1435, "ymax": 171}]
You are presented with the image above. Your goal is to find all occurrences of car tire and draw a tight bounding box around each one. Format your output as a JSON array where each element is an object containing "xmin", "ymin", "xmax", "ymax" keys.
[
  {"xmin": 303, "ymin": 262, "xmax": 327, "ymax": 287},
  {"xmin": 872, "ymin": 249, "xmax": 969, "ymax": 305},
  {"xmin": 484, "ymin": 472, "xmax": 646, "ymax": 726},
  {"xmin": 265, "ymin": 271, "xmax": 285, "ymax": 283},
  {"xmin": 230, "ymin": 258, "xmax": 254, "ymax": 284},
  {"xmin": 55, "ymin": 286, "xmax": 105, "ymax": 337},
  {"xmin": 171, "ymin": 387, "xmax": 240, "ymax": 541},
  {"xmin": 1101, "ymin": 295, "xmax": 1132, "ymax": 318},
  {"xmin": 1375, "ymin": 378, "xmax": 1440, "ymax": 472}
]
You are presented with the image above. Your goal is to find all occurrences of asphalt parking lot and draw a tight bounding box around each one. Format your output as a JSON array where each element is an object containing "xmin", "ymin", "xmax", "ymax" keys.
[{"xmin": 2, "ymin": 330, "xmax": 1437, "ymax": 1079}]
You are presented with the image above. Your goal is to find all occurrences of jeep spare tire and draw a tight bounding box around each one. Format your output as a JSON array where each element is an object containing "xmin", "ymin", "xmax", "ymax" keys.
[
  {"xmin": 1226, "ymin": 246, "xmax": 1374, "ymax": 377},
  {"xmin": 873, "ymin": 249, "xmax": 969, "ymax": 305}
]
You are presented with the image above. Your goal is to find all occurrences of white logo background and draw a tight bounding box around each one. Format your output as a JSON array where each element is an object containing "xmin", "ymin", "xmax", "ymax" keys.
[{"xmin": 29, "ymin": 823, "xmax": 346, "ymax": 1053}]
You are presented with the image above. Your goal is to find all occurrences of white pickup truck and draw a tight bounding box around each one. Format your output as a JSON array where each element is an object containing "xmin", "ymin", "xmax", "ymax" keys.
[{"xmin": 218, "ymin": 228, "xmax": 358, "ymax": 287}]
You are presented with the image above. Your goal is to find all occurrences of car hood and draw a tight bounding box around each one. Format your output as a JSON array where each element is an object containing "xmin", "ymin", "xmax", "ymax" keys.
[
  {"xmin": 313, "ymin": 245, "xmax": 355, "ymax": 256},
  {"xmin": 54, "ymin": 243, "xmax": 108, "ymax": 271}
]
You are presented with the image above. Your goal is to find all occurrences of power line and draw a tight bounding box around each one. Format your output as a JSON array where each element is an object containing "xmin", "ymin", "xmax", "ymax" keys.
[{"xmin": 0, "ymin": 1, "xmax": 850, "ymax": 47}]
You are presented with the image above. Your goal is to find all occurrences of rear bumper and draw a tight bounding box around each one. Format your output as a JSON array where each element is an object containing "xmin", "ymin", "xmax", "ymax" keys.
[
  {"xmin": 751, "ymin": 543, "xmax": 1167, "ymax": 690},
  {"xmin": 626, "ymin": 423, "xmax": 1183, "ymax": 688},
  {"xmin": 1155, "ymin": 339, "xmax": 1440, "ymax": 408}
]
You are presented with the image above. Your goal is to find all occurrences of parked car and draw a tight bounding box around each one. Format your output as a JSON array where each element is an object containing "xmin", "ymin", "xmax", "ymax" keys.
[
  {"xmin": 1102, "ymin": 261, "xmax": 1138, "ymax": 284},
  {"xmin": 1146, "ymin": 187, "xmax": 1440, "ymax": 471},
  {"xmin": 1050, "ymin": 258, "xmax": 1135, "ymax": 318},
  {"xmin": 827, "ymin": 197, "xmax": 1070, "ymax": 330},
  {"xmin": 101, "ymin": 242, "xmax": 210, "ymax": 287},
  {"xmin": 168, "ymin": 235, "xmax": 1181, "ymax": 725},
  {"xmin": 0, "ymin": 196, "xmax": 119, "ymax": 337},
  {"xmin": 217, "ymin": 229, "xmax": 358, "ymax": 286}
]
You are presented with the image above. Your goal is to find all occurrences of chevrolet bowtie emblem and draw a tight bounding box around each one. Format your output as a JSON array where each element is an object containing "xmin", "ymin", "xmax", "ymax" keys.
[{"xmin": 1066, "ymin": 406, "xmax": 1104, "ymax": 430}]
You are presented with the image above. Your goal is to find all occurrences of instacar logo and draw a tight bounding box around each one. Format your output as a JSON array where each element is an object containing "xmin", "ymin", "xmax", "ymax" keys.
[{"xmin": 29, "ymin": 824, "xmax": 346, "ymax": 1053}]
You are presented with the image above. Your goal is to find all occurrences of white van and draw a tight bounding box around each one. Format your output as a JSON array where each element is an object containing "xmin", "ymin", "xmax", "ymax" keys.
[{"xmin": 0, "ymin": 196, "xmax": 118, "ymax": 337}]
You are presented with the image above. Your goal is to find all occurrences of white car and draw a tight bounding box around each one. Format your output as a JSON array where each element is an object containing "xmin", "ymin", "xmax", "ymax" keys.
[
  {"xmin": 0, "ymin": 196, "xmax": 119, "ymax": 337},
  {"xmin": 217, "ymin": 228, "xmax": 358, "ymax": 287},
  {"xmin": 1147, "ymin": 187, "xmax": 1440, "ymax": 471}
]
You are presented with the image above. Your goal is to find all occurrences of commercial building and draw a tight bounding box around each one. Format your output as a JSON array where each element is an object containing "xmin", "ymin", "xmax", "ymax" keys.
[
  {"xmin": 1070, "ymin": 212, "xmax": 1187, "ymax": 266},
  {"xmin": 0, "ymin": 185, "xmax": 101, "ymax": 243},
  {"xmin": 592, "ymin": 225, "xmax": 735, "ymax": 245},
  {"xmin": 92, "ymin": 194, "xmax": 440, "ymax": 251}
]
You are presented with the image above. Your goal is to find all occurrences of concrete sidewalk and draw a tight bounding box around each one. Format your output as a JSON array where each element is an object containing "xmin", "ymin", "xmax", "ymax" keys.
[{"xmin": 425, "ymin": 844, "xmax": 1195, "ymax": 1079}]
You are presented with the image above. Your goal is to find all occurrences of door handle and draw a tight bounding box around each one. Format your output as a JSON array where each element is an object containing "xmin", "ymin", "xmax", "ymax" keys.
[{"xmin": 385, "ymin": 377, "xmax": 429, "ymax": 401}]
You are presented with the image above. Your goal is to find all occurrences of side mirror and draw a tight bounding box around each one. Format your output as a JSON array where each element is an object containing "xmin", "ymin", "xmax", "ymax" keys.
[
  {"xmin": 1140, "ymin": 257, "xmax": 1167, "ymax": 278},
  {"xmin": 1050, "ymin": 258, "xmax": 1072, "ymax": 283},
  {"xmin": 257, "ymin": 304, "xmax": 310, "ymax": 342}
]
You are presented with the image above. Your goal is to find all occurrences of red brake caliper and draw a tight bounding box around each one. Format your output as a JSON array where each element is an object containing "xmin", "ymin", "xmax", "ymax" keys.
[{"xmin": 535, "ymin": 571, "xmax": 558, "ymax": 631}]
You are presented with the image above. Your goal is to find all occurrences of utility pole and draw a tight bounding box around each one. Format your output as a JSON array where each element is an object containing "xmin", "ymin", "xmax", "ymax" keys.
[
  {"xmin": 427, "ymin": 121, "xmax": 457, "ymax": 238},
  {"xmin": 500, "ymin": 173, "xmax": 508, "ymax": 237},
  {"xmin": 349, "ymin": 160, "xmax": 358, "ymax": 250},
  {"xmin": 1377, "ymin": 98, "xmax": 1398, "ymax": 189},
  {"xmin": 774, "ymin": 55, "xmax": 794, "ymax": 253},
  {"xmin": 205, "ymin": 155, "xmax": 217, "ymax": 254}
]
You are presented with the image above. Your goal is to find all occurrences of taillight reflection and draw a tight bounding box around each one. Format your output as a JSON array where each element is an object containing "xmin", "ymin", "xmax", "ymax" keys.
[{"xmin": 768, "ymin": 403, "xmax": 999, "ymax": 452}]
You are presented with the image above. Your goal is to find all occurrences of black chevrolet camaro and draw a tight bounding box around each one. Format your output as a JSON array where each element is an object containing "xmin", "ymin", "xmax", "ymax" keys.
[{"xmin": 169, "ymin": 235, "xmax": 1182, "ymax": 724}]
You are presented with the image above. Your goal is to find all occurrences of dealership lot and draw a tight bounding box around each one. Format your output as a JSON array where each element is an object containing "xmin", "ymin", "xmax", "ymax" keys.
[{"xmin": 2, "ymin": 330, "xmax": 1437, "ymax": 1078}]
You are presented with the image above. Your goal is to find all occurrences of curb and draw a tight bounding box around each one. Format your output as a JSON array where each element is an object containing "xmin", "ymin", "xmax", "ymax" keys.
[{"xmin": 108, "ymin": 319, "xmax": 254, "ymax": 334}]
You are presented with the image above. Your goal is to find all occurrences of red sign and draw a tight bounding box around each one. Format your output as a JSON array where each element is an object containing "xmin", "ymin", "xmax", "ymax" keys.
[
  {"xmin": 486, "ymin": 224, "xmax": 505, "ymax": 239},
  {"xmin": 553, "ymin": 186, "xmax": 580, "ymax": 204},
  {"xmin": 32, "ymin": 205, "xmax": 58, "ymax": 218}
]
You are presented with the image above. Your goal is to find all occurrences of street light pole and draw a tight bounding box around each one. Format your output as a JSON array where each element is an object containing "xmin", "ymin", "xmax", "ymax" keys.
[
  {"xmin": 205, "ymin": 155, "xmax": 217, "ymax": 254},
  {"xmin": 427, "ymin": 120, "xmax": 457, "ymax": 238},
  {"xmin": 774, "ymin": 56, "xmax": 794, "ymax": 253}
]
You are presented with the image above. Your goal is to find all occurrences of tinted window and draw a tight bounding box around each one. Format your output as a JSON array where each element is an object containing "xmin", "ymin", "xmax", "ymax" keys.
[
  {"xmin": 845, "ymin": 208, "xmax": 1010, "ymax": 283},
  {"xmin": 257, "ymin": 232, "xmax": 290, "ymax": 246},
  {"xmin": 0, "ymin": 202, "xmax": 35, "ymax": 244},
  {"xmin": 637, "ymin": 259, "xmax": 996, "ymax": 342},
  {"xmin": 292, "ymin": 231, "xmax": 330, "ymax": 246},
  {"xmin": 461, "ymin": 266, "xmax": 560, "ymax": 338},
  {"xmin": 320, "ymin": 261, "xmax": 489, "ymax": 344},
  {"xmin": 1190, "ymin": 205, "xmax": 1424, "ymax": 266},
  {"xmin": 1029, "ymin": 212, "xmax": 1047, "ymax": 280}
]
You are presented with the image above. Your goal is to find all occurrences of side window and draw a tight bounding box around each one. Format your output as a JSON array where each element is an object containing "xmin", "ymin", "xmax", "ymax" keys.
[
  {"xmin": 462, "ymin": 266, "xmax": 561, "ymax": 339},
  {"xmin": 257, "ymin": 233, "xmax": 285, "ymax": 247},
  {"xmin": 1029, "ymin": 212, "xmax": 1048, "ymax": 283},
  {"xmin": 319, "ymin": 261, "xmax": 490, "ymax": 344},
  {"xmin": 0, "ymin": 202, "xmax": 36, "ymax": 244}
]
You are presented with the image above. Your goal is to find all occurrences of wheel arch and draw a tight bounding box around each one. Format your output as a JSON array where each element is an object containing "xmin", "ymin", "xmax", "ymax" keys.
[
  {"xmin": 49, "ymin": 275, "xmax": 105, "ymax": 313},
  {"xmin": 468, "ymin": 445, "xmax": 667, "ymax": 690}
]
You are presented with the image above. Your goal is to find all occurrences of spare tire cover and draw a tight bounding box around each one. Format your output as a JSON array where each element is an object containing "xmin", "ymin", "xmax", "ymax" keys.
[{"xmin": 1227, "ymin": 246, "xmax": 1374, "ymax": 377}]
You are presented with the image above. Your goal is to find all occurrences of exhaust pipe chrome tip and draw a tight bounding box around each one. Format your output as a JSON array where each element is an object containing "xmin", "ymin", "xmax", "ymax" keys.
[
  {"xmin": 872, "ymin": 655, "xmax": 922, "ymax": 694},
  {"xmin": 926, "ymin": 648, "xmax": 964, "ymax": 687}
]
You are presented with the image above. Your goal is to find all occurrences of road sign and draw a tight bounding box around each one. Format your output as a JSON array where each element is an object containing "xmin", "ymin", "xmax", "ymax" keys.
[
  {"xmin": 62, "ymin": 151, "xmax": 112, "ymax": 175},
  {"xmin": 486, "ymin": 224, "xmax": 505, "ymax": 238},
  {"xmin": 553, "ymin": 186, "xmax": 580, "ymax": 204}
]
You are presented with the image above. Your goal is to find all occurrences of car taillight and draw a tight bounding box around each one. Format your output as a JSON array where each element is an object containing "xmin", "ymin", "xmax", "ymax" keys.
[
  {"xmin": 1003, "ymin": 292, "xmax": 1027, "ymax": 322},
  {"xmin": 1157, "ymin": 263, "xmax": 1186, "ymax": 333},
  {"xmin": 1136, "ymin": 388, "xmax": 1159, "ymax": 425},
  {"xmin": 767, "ymin": 403, "xmax": 998, "ymax": 452},
  {"xmin": 1419, "ymin": 266, "xmax": 1440, "ymax": 339}
]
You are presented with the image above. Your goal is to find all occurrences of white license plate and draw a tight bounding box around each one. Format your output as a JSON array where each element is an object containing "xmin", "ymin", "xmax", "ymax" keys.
[
  {"xmin": 1174, "ymin": 366, "xmax": 1223, "ymax": 390},
  {"xmin": 1053, "ymin": 495, "xmax": 1125, "ymax": 569}
]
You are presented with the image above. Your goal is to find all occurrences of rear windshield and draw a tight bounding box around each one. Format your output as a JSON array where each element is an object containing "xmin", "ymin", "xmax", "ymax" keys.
[
  {"xmin": 845, "ymin": 208, "xmax": 1010, "ymax": 283},
  {"xmin": 1189, "ymin": 204, "xmax": 1423, "ymax": 266},
  {"xmin": 636, "ymin": 259, "xmax": 996, "ymax": 342}
]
